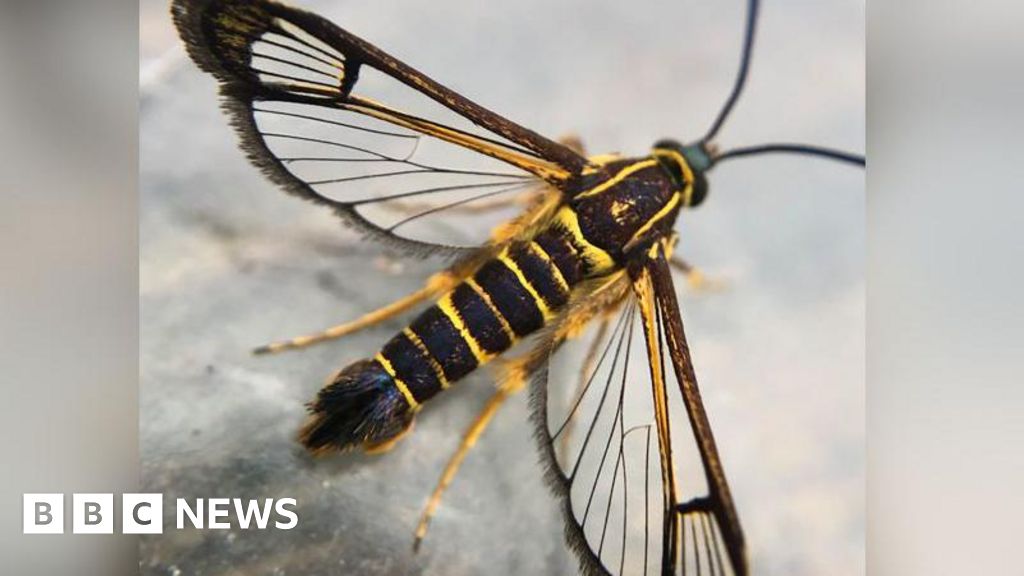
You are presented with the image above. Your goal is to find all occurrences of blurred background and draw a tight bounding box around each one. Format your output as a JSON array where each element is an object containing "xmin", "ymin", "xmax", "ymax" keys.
[
  {"xmin": 6, "ymin": 0, "xmax": 1022, "ymax": 575},
  {"xmin": 868, "ymin": 2, "xmax": 1024, "ymax": 574},
  {"xmin": 140, "ymin": 1, "xmax": 862, "ymax": 575},
  {"xmin": 0, "ymin": 1, "xmax": 138, "ymax": 575}
]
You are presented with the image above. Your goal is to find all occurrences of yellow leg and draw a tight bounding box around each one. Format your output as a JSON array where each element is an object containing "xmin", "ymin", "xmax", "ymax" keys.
[
  {"xmin": 412, "ymin": 356, "xmax": 531, "ymax": 551},
  {"xmin": 558, "ymin": 133, "xmax": 587, "ymax": 155},
  {"xmin": 669, "ymin": 255, "xmax": 728, "ymax": 293},
  {"xmin": 253, "ymin": 272, "xmax": 458, "ymax": 355}
]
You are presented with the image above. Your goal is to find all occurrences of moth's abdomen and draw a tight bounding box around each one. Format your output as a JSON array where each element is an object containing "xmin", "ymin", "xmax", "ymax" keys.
[
  {"xmin": 303, "ymin": 228, "xmax": 585, "ymax": 454},
  {"xmin": 378, "ymin": 230, "xmax": 584, "ymax": 406}
]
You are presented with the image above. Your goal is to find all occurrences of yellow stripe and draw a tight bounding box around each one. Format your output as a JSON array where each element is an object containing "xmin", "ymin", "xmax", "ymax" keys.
[
  {"xmin": 374, "ymin": 353, "xmax": 420, "ymax": 410},
  {"xmin": 497, "ymin": 250, "xmax": 554, "ymax": 320},
  {"xmin": 624, "ymin": 192, "xmax": 681, "ymax": 251},
  {"xmin": 652, "ymin": 149, "xmax": 695, "ymax": 206},
  {"xmin": 682, "ymin": 183, "xmax": 694, "ymax": 207},
  {"xmin": 465, "ymin": 278, "xmax": 516, "ymax": 340},
  {"xmin": 632, "ymin": 267, "xmax": 680, "ymax": 521},
  {"xmin": 528, "ymin": 241, "xmax": 570, "ymax": 294},
  {"xmin": 402, "ymin": 327, "xmax": 449, "ymax": 390},
  {"xmin": 437, "ymin": 295, "xmax": 492, "ymax": 363},
  {"xmin": 575, "ymin": 159, "xmax": 659, "ymax": 199},
  {"xmin": 554, "ymin": 206, "xmax": 616, "ymax": 273}
]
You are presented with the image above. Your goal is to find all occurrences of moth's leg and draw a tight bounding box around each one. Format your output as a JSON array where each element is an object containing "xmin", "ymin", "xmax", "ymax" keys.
[
  {"xmin": 557, "ymin": 133, "xmax": 586, "ymax": 155},
  {"xmin": 669, "ymin": 255, "xmax": 728, "ymax": 293},
  {"xmin": 253, "ymin": 270, "xmax": 462, "ymax": 355},
  {"xmin": 413, "ymin": 355, "xmax": 532, "ymax": 551}
]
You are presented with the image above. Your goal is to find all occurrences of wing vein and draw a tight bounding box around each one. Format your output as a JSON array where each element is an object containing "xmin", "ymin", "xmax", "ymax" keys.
[
  {"xmin": 386, "ymin": 182, "xmax": 533, "ymax": 232},
  {"xmin": 553, "ymin": 310, "xmax": 631, "ymax": 441},
  {"xmin": 268, "ymin": 21, "xmax": 346, "ymax": 64},
  {"xmin": 258, "ymin": 35, "xmax": 345, "ymax": 69},
  {"xmin": 251, "ymin": 51, "xmax": 340, "ymax": 80},
  {"xmin": 253, "ymin": 106, "xmax": 416, "ymax": 139}
]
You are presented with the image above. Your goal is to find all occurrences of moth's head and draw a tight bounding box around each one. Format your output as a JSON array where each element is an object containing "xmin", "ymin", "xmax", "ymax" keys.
[{"xmin": 651, "ymin": 139, "xmax": 713, "ymax": 208}]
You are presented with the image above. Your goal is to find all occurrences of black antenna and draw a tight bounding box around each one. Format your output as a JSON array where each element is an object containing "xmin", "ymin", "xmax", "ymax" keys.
[
  {"xmin": 711, "ymin": 144, "xmax": 865, "ymax": 167},
  {"xmin": 700, "ymin": 0, "xmax": 865, "ymax": 170},
  {"xmin": 702, "ymin": 0, "xmax": 759, "ymax": 143}
]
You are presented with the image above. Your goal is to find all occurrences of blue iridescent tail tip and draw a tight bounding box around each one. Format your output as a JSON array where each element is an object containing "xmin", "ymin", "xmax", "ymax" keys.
[{"xmin": 299, "ymin": 359, "xmax": 414, "ymax": 455}]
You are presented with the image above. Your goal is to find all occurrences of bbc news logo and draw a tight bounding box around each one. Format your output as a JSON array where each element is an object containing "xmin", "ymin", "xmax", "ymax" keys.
[{"xmin": 23, "ymin": 494, "xmax": 298, "ymax": 534}]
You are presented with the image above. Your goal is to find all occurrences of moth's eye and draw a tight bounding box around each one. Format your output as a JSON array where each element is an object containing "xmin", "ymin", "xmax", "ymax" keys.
[{"xmin": 688, "ymin": 172, "xmax": 709, "ymax": 207}]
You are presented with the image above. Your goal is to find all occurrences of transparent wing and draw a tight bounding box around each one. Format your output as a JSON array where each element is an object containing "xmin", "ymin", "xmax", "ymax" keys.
[
  {"xmin": 172, "ymin": 0, "xmax": 586, "ymax": 254},
  {"xmin": 531, "ymin": 249, "xmax": 747, "ymax": 575}
]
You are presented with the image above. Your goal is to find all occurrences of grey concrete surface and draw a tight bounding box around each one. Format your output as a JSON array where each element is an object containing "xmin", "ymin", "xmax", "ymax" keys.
[{"xmin": 140, "ymin": 0, "xmax": 864, "ymax": 574}]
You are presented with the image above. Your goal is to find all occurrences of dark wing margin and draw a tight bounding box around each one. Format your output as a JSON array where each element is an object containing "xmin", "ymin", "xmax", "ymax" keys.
[
  {"xmin": 171, "ymin": 0, "xmax": 587, "ymax": 255},
  {"xmin": 530, "ymin": 243, "xmax": 747, "ymax": 575}
]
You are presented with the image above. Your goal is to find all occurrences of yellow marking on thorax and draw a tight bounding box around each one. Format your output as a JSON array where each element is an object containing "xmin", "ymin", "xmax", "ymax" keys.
[
  {"xmin": 374, "ymin": 353, "xmax": 420, "ymax": 410},
  {"xmin": 575, "ymin": 159, "xmax": 659, "ymax": 199},
  {"xmin": 527, "ymin": 241, "xmax": 570, "ymax": 294},
  {"xmin": 437, "ymin": 295, "xmax": 492, "ymax": 363},
  {"xmin": 652, "ymin": 149, "xmax": 696, "ymax": 206},
  {"xmin": 553, "ymin": 206, "xmax": 616, "ymax": 274},
  {"xmin": 465, "ymin": 279, "xmax": 516, "ymax": 340},
  {"xmin": 402, "ymin": 327, "xmax": 449, "ymax": 389},
  {"xmin": 497, "ymin": 250, "xmax": 555, "ymax": 320},
  {"xmin": 623, "ymin": 192, "xmax": 681, "ymax": 252}
]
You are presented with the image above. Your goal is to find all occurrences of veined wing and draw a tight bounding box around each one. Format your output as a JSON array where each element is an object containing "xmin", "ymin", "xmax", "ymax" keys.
[
  {"xmin": 172, "ymin": 0, "xmax": 587, "ymax": 254},
  {"xmin": 531, "ymin": 243, "xmax": 747, "ymax": 575}
]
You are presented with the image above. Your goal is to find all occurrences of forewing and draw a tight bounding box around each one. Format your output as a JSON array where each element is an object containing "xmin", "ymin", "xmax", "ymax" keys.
[
  {"xmin": 531, "ymin": 248, "xmax": 747, "ymax": 575},
  {"xmin": 172, "ymin": 0, "xmax": 586, "ymax": 254}
]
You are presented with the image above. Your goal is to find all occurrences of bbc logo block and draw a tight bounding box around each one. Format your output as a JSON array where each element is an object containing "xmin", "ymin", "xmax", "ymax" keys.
[
  {"xmin": 23, "ymin": 493, "xmax": 163, "ymax": 534},
  {"xmin": 23, "ymin": 494, "xmax": 64, "ymax": 534},
  {"xmin": 73, "ymin": 493, "xmax": 114, "ymax": 534},
  {"xmin": 123, "ymin": 493, "xmax": 162, "ymax": 534}
]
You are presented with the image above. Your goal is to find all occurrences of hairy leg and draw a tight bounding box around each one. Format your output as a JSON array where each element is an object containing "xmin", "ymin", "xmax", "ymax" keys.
[{"xmin": 669, "ymin": 255, "xmax": 728, "ymax": 293}]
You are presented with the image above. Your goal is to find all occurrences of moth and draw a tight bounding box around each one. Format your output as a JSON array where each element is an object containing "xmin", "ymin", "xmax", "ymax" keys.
[{"xmin": 172, "ymin": 0, "xmax": 863, "ymax": 573}]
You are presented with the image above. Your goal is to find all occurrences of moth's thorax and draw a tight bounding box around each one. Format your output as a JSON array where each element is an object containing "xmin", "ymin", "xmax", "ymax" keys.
[{"xmin": 558, "ymin": 156, "xmax": 683, "ymax": 273}]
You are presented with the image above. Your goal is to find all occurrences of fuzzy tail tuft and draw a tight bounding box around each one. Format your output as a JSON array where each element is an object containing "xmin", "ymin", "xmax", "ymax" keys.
[{"xmin": 299, "ymin": 359, "xmax": 414, "ymax": 454}]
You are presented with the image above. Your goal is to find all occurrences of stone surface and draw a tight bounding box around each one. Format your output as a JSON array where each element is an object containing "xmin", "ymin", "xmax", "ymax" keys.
[{"xmin": 140, "ymin": 1, "xmax": 864, "ymax": 574}]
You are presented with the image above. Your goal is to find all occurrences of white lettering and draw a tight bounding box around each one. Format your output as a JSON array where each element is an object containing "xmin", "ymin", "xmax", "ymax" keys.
[
  {"xmin": 233, "ymin": 499, "xmax": 273, "ymax": 529},
  {"xmin": 274, "ymin": 498, "xmax": 298, "ymax": 530},
  {"xmin": 208, "ymin": 498, "xmax": 230, "ymax": 529},
  {"xmin": 176, "ymin": 498, "xmax": 203, "ymax": 529}
]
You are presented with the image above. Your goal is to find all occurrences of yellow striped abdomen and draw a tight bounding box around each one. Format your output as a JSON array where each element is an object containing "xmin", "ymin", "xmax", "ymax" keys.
[{"xmin": 375, "ymin": 225, "xmax": 588, "ymax": 408}]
